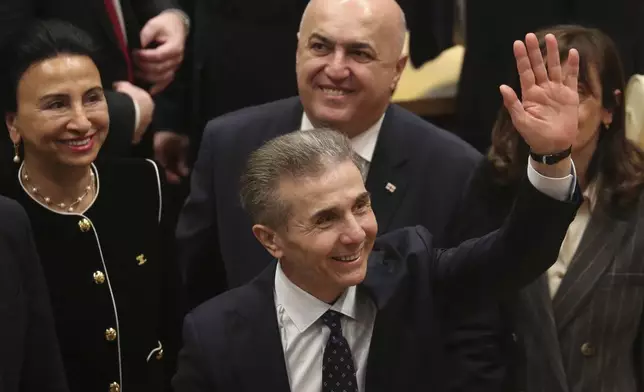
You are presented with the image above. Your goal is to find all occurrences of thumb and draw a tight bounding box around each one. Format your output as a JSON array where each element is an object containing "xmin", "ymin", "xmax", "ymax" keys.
[
  {"xmin": 499, "ymin": 85, "xmax": 526, "ymax": 123},
  {"xmin": 140, "ymin": 18, "xmax": 160, "ymax": 48}
]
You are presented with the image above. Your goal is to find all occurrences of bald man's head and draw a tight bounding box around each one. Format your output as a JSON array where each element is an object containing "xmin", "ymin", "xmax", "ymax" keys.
[
  {"xmin": 295, "ymin": 0, "xmax": 409, "ymax": 139},
  {"xmin": 299, "ymin": 0, "xmax": 407, "ymax": 58}
]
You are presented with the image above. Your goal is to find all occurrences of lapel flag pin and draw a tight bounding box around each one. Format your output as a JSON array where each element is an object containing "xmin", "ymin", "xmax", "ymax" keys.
[{"xmin": 385, "ymin": 182, "xmax": 396, "ymax": 193}]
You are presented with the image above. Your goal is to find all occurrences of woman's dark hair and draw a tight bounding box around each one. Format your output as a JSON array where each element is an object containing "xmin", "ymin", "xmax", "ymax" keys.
[
  {"xmin": 1, "ymin": 19, "xmax": 99, "ymax": 113},
  {"xmin": 488, "ymin": 25, "xmax": 644, "ymax": 213}
]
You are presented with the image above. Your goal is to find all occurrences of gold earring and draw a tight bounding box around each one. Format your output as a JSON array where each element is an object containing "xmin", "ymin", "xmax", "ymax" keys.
[{"xmin": 12, "ymin": 143, "xmax": 20, "ymax": 163}]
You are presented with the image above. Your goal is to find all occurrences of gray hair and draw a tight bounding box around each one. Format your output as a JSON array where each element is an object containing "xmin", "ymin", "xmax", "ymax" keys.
[{"xmin": 239, "ymin": 129, "xmax": 362, "ymax": 229}]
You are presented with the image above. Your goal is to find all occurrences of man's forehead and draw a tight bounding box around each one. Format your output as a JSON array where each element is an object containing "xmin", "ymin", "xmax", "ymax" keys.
[
  {"xmin": 307, "ymin": 28, "xmax": 378, "ymax": 48},
  {"xmin": 279, "ymin": 167, "xmax": 367, "ymax": 210}
]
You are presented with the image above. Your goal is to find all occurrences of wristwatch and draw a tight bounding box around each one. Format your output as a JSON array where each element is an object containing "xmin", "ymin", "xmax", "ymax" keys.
[{"xmin": 529, "ymin": 146, "xmax": 572, "ymax": 165}]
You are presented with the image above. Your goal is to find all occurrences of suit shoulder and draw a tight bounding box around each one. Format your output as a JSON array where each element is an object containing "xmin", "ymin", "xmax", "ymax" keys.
[
  {"xmin": 0, "ymin": 195, "xmax": 29, "ymax": 236},
  {"xmin": 0, "ymin": 195, "xmax": 27, "ymax": 220},
  {"xmin": 374, "ymin": 226, "xmax": 434, "ymax": 262},
  {"xmin": 97, "ymin": 158, "xmax": 161, "ymax": 187},
  {"xmin": 390, "ymin": 105, "xmax": 481, "ymax": 162},
  {"xmin": 188, "ymin": 284, "xmax": 255, "ymax": 328},
  {"xmin": 203, "ymin": 97, "xmax": 301, "ymax": 140},
  {"xmin": 95, "ymin": 158, "xmax": 162, "ymax": 218}
]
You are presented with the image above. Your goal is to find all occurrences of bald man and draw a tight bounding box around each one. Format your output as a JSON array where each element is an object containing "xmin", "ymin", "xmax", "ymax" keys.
[{"xmin": 176, "ymin": 0, "xmax": 493, "ymax": 388}]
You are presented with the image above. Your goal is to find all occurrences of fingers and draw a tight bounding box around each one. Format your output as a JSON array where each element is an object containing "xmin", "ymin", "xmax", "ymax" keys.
[
  {"xmin": 134, "ymin": 54, "xmax": 183, "ymax": 75},
  {"xmin": 525, "ymin": 33, "xmax": 548, "ymax": 85},
  {"xmin": 139, "ymin": 19, "xmax": 161, "ymax": 48},
  {"xmin": 134, "ymin": 43, "xmax": 183, "ymax": 64},
  {"xmin": 164, "ymin": 170, "xmax": 182, "ymax": 184},
  {"xmin": 113, "ymin": 80, "xmax": 135, "ymax": 93},
  {"xmin": 499, "ymin": 84, "xmax": 526, "ymax": 123},
  {"xmin": 545, "ymin": 34, "xmax": 562, "ymax": 83},
  {"xmin": 513, "ymin": 40, "xmax": 535, "ymax": 95},
  {"xmin": 563, "ymin": 48, "xmax": 580, "ymax": 91}
]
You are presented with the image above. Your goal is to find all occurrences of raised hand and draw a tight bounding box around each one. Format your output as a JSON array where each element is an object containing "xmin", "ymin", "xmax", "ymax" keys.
[{"xmin": 500, "ymin": 33, "xmax": 580, "ymax": 155}]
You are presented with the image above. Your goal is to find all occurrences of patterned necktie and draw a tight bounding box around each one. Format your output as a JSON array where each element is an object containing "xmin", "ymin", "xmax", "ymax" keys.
[
  {"xmin": 353, "ymin": 153, "xmax": 369, "ymax": 182},
  {"xmin": 321, "ymin": 310, "xmax": 358, "ymax": 392}
]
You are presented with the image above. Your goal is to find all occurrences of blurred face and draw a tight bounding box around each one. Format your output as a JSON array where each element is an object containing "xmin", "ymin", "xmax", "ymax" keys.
[
  {"xmin": 254, "ymin": 160, "xmax": 378, "ymax": 303},
  {"xmin": 6, "ymin": 54, "xmax": 108, "ymax": 169},
  {"xmin": 574, "ymin": 64, "xmax": 614, "ymax": 157},
  {"xmin": 296, "ymin": 0, "xmax": 407, "ymax": 137}
]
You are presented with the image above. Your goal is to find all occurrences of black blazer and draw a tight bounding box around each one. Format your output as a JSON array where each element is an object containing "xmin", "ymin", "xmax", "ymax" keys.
[
  {"xmin": 172, "ymin": 178, "xmax": 581, "ymax": 392},
  {"xmin": 0, "ymin": 159, "xmax": 181, "ymax": 392},
  {"xmin": 0, "ymin": 0, "xmax": 180, "ymax": 156},
  {"xmin": 0, "ymin": 196, "xmax": 69, "ymax": 392},
  {"xmin": 451, "ymin": 159, "xmax": 644, "ymax": 392},
  {"xmin": 176, "ymin": 96, "xmax": 482, "ymax": 308}
]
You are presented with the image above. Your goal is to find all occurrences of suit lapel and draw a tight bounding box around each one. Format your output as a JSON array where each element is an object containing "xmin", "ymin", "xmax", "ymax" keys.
[
  {"xmin": 91, "ymin": 0, "xmax": 122, "ymax": 50},
  {"xmin": 232, "ymin": 263, "xmax": 291, "ymax": 392},
  {"xmin": 521, "ymin": 277, "xmax": 569, "ymax": 391},
  {"xmin": 365, "ymin": 106, "xmax": 410, "ymax": 233},
  {"xmin": 553, "ymin": 210, "xmax": 630, "ymax": 331}
]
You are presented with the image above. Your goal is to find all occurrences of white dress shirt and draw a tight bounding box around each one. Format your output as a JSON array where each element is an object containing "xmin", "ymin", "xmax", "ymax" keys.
[
  {"xmin": 546, "ymin": 182, "xmax": 595, "ymax": 297},
  {"xmin": 300, "ymin": 113, "xmax": 384, "ymax": 178},
  {"xmin": 274, "ymin": 152, "xmax": 576, "ymax": 392},
  {"xmin": 274, "ymin": 263, "xmax": 376, "ymax": 392}
]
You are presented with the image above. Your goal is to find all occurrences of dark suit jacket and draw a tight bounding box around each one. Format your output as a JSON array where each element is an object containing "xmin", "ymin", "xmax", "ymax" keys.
[
  {"xmin": 0, "ymin": 0, "xmax": 180, "ymax": 157},
  {"xmin": 176, "ymin": 96, "xmax": 482, "ymax": 307},
  {"xmin": 455, "ymin": 0, "xmax": 644, "ymax": 153},
  {"xmin": 172, "ymin": 177, "xmax": 580, "ymax": 392},
  {"xmin": 450, "ymin": 158, "xmax": 644, "ymax": 392},
  {"xmin": 0, "ymin": 196, "xmax": 69, "ymax": 392},
  {"xmin": 176, "ymin": 97, "xmax": 504, "ymax": 391}
]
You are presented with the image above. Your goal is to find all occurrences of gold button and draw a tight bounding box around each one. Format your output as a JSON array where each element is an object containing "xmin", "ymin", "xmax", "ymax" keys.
[
  {"xmin": 93, "ymin": 271, "xmax": 105, "ymax": 284},
  {"xmin": 155, "ymin": 349, "xmax": 164, "ymax": 360},
  {"xmin": 109, "ymin": 382, "xmax": 120, "ymax": 392},
  {"xmin": 105, "ymin": 328, "xmax": 117, "ymax": 342},
  {"xmin": 136, "ymin": 254, "xmax": 147, "ymax": 266},
  {"xmin": 581, "ymin": 342, "xmax": 596, "ymax": 357},
  {"xmin": 78, "ymin": 218, "xmax": 91, "ymax": 232}
]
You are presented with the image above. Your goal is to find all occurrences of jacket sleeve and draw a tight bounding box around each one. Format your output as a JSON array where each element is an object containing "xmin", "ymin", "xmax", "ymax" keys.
[
  {"xmin": 434, "ymin": 176, "xmax": 580, "ymax": 298},
  {"xmin": 12, "ymin": 201, "xmax": 70, "ymax": 392},
  {"xmin": 100, "ymin": 90, "xmax": 135, "ymax": 157}
]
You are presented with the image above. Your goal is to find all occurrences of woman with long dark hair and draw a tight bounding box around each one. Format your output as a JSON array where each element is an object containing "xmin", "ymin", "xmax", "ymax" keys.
[{"xmin": 451, "ymin": 25, "xmax": 644, "ymax": 392}]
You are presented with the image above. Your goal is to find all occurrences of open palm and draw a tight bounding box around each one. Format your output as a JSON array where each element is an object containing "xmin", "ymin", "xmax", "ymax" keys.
[{"xmin": 500, "ymin": 33, "xmax": 580, "ymax": 154}]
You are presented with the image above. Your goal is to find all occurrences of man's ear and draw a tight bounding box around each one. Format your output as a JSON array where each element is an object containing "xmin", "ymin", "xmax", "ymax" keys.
[
  {"xmin": 390, "ymin": 55, "xmax": 408, "ymax": 92},
  {"xmin": 252, "ymin": 224, "xmax": 284, "ymax": 259}
]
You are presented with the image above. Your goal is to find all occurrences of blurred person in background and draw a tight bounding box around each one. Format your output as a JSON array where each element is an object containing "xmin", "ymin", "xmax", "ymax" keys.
[{"xmin": 0, "ymin": 196, "xmax": 69, "ymax": 392}]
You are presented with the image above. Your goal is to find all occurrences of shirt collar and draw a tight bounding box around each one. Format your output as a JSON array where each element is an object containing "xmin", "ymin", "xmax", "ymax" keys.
[
  {"xmin": 274, "ymin": 262, "xmax": 358, "ymax": 333},
  {"xmin": 300, "ymin": 112, "xmax": 385, "ymax": 163}
]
